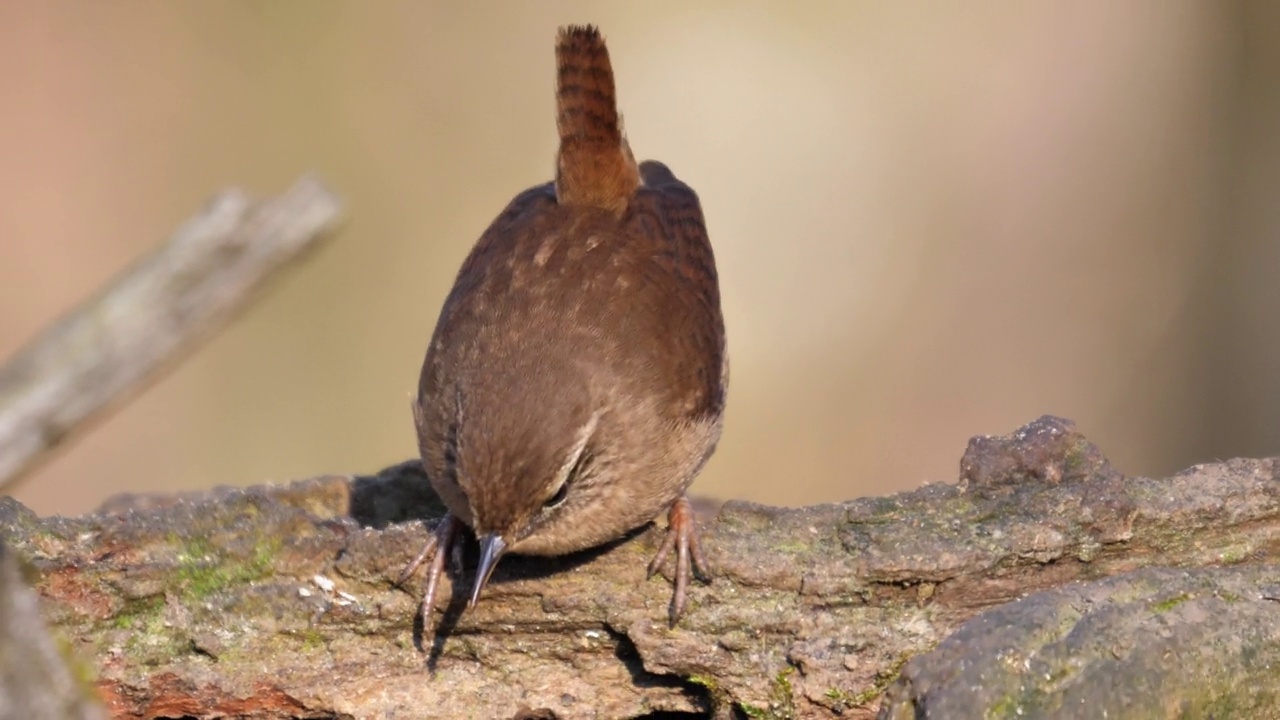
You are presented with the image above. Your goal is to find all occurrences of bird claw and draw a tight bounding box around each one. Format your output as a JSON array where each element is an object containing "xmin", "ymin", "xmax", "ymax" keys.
[
  {"xmin": 397, "ymin": 513, "xmax": 460, "ymax": 633},
  {"xmin": 647, "ymin": 495, "xmax": 710, "ymax": 624}
]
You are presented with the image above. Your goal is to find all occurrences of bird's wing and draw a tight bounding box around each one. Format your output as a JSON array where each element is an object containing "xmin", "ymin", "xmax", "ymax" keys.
[{"xmin": 622, "ymin": 161, "xmax": 728, "ymax": 423}]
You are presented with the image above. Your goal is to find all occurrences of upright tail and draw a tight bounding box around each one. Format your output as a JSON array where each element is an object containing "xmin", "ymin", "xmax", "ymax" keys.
[{"xmin": 554, "ymin": 25, "xmax": 640, "ymax": 216}]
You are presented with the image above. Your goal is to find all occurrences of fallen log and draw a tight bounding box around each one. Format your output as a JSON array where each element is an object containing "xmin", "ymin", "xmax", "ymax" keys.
[{"xmin": 2, "ymin": 416, "xmax": 1276, "ymax": 719}]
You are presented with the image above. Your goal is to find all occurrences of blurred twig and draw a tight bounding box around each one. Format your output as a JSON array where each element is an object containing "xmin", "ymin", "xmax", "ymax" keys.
[
  {"xmin": 0, "ymin": 539, "xmax": 107, "ymax": 720},
  {"xmin": 0, "ymin": 176, "xmax": 343, "ymax": 493}
]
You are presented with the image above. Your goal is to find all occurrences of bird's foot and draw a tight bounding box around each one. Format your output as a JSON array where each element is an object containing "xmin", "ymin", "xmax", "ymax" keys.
[
  {"xmin": 646, "ymin": 495, "xmax": 710, "ymax": 624},
  {"xmin": 397, "ymin": 512, "xmax": 461, "ymax": 633}
]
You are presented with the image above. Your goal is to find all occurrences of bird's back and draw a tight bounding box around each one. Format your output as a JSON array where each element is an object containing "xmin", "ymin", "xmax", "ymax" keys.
[{"xmin": 425, "ymin": 167, "xmax": 723, "ymax": 419}]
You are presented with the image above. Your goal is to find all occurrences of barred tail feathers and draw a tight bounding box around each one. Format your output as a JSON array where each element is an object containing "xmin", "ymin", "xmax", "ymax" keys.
[{"xmin": 554, "ymin": 25, "xmax": 640, "ymax": 215}]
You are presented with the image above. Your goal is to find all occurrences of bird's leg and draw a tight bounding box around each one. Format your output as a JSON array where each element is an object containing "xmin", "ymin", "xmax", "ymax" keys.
[
  {"xmin": 646, "ymin": 494, "xmax": 710, "ymax": 624},
  {"xmin": 397, "ymin": 512, "xmax": 460, "ymax": 630}
]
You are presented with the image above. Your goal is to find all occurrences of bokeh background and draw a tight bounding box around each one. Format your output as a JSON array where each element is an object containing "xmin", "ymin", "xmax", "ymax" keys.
[{"xmin": 3, "ymin": 2, "xmax": 1279, "ymax": 517}]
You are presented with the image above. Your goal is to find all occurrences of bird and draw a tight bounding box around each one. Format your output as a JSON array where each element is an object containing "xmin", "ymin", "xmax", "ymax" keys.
[{"xmin": 399, "ymin": 24, "xmax": 727, "ymax": 632}]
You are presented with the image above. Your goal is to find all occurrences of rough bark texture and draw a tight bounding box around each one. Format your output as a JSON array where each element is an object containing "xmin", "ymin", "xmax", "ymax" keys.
[
  {"xmin": 878, "ymin": 565, "xmax": 1280, "ymax": 719},
  {"xmin": 1, "ymin": 416, "xmax": 1278, "ymax": 719}
]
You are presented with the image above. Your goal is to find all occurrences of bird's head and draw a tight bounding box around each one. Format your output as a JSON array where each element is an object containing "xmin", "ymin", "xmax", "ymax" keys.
[{"xmin": 426, "ymin": 372, "xmax": 605, "ymax": 607}]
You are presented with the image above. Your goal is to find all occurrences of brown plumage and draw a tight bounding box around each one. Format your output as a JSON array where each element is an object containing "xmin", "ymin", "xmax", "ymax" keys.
[{"xmin": 400, "ymin": 24, "xmax": 727, "ymax": 631}]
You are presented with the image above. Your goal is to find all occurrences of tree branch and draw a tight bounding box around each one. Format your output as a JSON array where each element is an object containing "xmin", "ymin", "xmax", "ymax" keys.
[
  {"xmin": 0, "ymin": 176, "xmax": 343, "ymax": 491},
  {"xmin": 0, "ymin": 538, "xmax": 106, "ymax": 719}
]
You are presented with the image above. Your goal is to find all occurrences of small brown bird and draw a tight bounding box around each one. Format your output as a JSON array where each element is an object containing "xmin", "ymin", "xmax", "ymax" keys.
[{"xmin": 401, "ymin": 25, "xmax": 727, "ymax": 630}]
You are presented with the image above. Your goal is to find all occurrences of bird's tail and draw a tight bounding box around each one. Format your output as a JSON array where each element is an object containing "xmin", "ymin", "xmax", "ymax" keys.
[{"xmin": 554, "ymin": 25, "xmax": 640, "ymax": 215}]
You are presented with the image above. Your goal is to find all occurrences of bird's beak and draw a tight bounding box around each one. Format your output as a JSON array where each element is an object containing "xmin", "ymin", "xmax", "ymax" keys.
[{"xmin": 469, "ymin": 533, "xmax": 507, "ymax": 608}]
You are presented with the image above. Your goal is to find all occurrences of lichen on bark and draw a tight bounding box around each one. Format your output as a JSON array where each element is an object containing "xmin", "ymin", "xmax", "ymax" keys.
[{"xmin": 1, "ymin": 416, "xmax": 1278, "ymax": 719}]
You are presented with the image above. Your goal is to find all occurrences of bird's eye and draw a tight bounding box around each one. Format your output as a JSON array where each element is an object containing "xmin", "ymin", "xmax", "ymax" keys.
[
  {"xmin": 546, "ymin": 439, "xmax": 591, "ymax": 511},
  {"xmin": 543, "ymin": 482, "xmax": 569, "ymax": 509}
]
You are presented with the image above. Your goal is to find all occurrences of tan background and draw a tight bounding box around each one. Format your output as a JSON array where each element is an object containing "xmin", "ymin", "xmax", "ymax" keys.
[{"xmin": 3, "ymin": 2, "xmax": 1279, "ymax": 517}]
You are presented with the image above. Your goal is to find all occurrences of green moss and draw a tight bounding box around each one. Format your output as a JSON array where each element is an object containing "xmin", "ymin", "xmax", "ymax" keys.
[
  {"xmin": 689, "ymin": 675, "xmax": 732, "ymax": 715},
  {"xmin": 1186, "ymin": 656, "xmax": 1280, "ymax": 717},
  {"xmin": 823, "ymin": 687, "xmax": 859, "ymax": 709},
  {"xmin": 286, "ymin": 627, "xmax": 327, "ymax": 651},
  {"xmin": 772, "ymin": 540, "xmax": 812, "ymax": 555},
  {"xmin": 688, "ymin": 674, "xmax": 719, "ymax": 692},
  {"xmin": 175, "ymin": 536, "xmax": 279, "ymax": 600},
  {"xmin": 1062, "ymin": 440, "xmax": 1093, "ymax": 474},
  {"xmin": 847, "ymin": 654, "xmax": 910, "ymax": 707},
  {"xmin": 1076, "ymin": 541, "xmax": 1101, "ymax": 563},
  {"xmin": 118, "ymin": 605, "xmax": 186, "ymax": 665},
  {"xmin": 735, "ymin": 667, "xmax": 798, "ymax": 720},
  {"xmin": 1218, "ymin": 544, "xmax": 1252, "ymax": 565},
  {"xmin": 1217, "ymin": 590, "xmax": 1243, "ymax": 603},
  {"xmin": 988, "ymin": 692, "xmax": 1022, "ymax": 717},
  {"xmin": 108, "ymin": 595, "xmax": 165, "ymax": 630},
  {"xmin": 772, "ymin": 667, "xmax": 795, "ymax": 715},
  {"xmin": 1151, "ymin": 592, "xmax": 1192, "ymax": 614},
  {"xmin": 98, "ymin": 534, "xmax": 284, "ymax": 667}
]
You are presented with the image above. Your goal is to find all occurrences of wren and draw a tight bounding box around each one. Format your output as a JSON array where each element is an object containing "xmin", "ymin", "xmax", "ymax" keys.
[{"xmin": 400, "ymin": 25, "xmax": 727, "ymax": 630}]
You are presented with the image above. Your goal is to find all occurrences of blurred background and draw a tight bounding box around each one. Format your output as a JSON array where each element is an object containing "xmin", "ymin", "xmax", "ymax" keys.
[{"xmin": 2, "ymin": 2, "xmax": 1279, "ymax": 517}]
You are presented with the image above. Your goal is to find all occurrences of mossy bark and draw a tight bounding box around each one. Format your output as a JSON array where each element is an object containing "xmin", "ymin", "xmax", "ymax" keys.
[{"xmin": 2, "ymin": 416, "xmax": 1278, "ymax": 719}]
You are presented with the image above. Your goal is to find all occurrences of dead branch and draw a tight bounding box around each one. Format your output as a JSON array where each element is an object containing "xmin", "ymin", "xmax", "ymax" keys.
[
  {"xmin": 0, "ymin": 538, "xmax": 106, "ymax": 720},
  {"xmin": 0, "ymin": 176, "xmax": 343, "ymax": 491}
]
